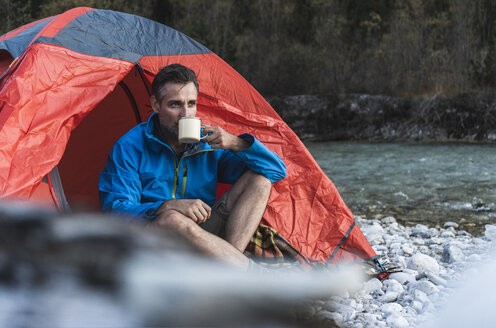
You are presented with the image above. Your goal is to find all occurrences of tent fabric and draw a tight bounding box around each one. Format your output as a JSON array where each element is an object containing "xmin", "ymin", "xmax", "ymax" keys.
[
  {"xmin": 0, "ymin": 7, "xmax": 376, "ymax": 263},
  {"xmin": 0, "ymin": 17, "xmax": 55, "ymax": 58}
]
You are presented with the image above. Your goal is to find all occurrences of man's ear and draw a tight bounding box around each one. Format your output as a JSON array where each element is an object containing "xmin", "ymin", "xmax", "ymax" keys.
[{"xmin": 151, "ymin": 95, "xmax": 159, "ymax": 113}]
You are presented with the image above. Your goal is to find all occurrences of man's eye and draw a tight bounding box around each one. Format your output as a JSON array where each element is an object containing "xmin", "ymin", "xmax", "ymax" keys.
[{"xmin": 188, "ymin": 101, "xmax": 196, "ymax": 106}]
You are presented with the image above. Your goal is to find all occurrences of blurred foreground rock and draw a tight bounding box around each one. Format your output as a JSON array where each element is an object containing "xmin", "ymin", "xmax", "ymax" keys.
[{"xmin": 0, "ymin": 202, "xmax": 346, "ymax": 327}]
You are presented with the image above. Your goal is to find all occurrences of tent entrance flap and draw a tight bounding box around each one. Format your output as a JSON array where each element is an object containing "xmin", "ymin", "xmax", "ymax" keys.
[{"xmin": 57, "ymin": 68, "xmax": 153, "ymax": 210}]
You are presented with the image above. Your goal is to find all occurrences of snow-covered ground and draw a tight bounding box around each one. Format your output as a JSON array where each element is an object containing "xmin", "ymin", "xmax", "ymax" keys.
[{"xmin": 310, "ymin": 216, "xmax": 496, "ymax": 328}]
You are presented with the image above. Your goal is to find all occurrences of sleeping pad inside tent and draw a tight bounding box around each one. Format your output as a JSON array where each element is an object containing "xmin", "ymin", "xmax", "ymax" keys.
[{"xmin": 0, "ymin": 7, "xmax": 377, "ymax": 265}]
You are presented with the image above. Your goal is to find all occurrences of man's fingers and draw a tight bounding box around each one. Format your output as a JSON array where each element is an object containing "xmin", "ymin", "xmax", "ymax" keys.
[
  {"xmin": 194, "ymin": 209, "xmax": 205, "ymax": 224},
  {"xmin": 198, "ymin": 206, "xmax": 208, "ymax": 222}
]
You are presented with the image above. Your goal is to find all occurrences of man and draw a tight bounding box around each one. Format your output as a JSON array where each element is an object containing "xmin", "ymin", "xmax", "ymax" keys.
[{"xmin": 99, "ymin": 64, "xmax": 286, "ymax": 269}]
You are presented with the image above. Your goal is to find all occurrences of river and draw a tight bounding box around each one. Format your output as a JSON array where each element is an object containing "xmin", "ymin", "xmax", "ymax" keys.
[{"xmin": 305, "ymin": 142, "xmax": 496, "ymax": 235}]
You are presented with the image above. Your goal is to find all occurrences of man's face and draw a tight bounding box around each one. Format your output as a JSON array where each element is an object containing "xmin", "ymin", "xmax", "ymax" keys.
[{"xmin": 151, "ymin": 81, "xmax": 198, "ymax": 141}]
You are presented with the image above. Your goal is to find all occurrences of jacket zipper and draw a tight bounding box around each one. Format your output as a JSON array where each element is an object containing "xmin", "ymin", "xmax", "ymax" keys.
[
  {"xmin": 172, "ymin": 156, "xmax": 178, "ymax": 199},
  {"xmin": 171, "ymin": 149, "xmax": 213, "ymax": 199},
  {"xmin": 181, "ymin": 165, "xmax": 188, "ymax": 197}
]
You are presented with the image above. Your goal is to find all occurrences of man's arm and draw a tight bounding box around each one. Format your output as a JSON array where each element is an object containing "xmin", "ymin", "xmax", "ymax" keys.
[
  {"xmin": 201, "ymin": 125, "xmax": 250, "ymax": 151},
  {"xmin": 153, "ymin": 198, "xmax": 211, "ymax": 224},
  {"xmin": 202, "ymin": 125, "xmax": 286, "ymax": 184},
  {"xmin": 99, "ymin": 140, "xmax": 165, "ymax": 220}
]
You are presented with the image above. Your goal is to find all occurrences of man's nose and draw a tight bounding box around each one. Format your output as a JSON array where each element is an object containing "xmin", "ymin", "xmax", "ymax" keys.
[{"xmin": 181, "ymin": 107, "xmax": 195, "ymax": 117}]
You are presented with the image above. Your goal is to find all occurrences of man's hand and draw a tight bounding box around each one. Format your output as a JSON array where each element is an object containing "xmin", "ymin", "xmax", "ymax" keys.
[
  {"xmin": 155, "ymin": 199, "xmax": 211, "ymax": 224},
  {"xmin": 201, "ymin": 125, "xmax": 250, "ymax": 151}
]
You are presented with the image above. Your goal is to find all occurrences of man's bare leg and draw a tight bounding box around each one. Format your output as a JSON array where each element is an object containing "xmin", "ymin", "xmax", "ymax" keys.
[
  {"xmin": 152, "ymin": 210, "xmax": 250, "ymax": 269},
  {"xmin": 151, "ymin": 170, "xmax": 271, "ymax": 268},
  {"xmin": 221, "ymin": 170, "xmax": 272, "ymax": 252}
]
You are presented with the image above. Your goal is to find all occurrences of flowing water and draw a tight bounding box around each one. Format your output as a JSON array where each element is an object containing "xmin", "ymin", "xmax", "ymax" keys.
[{"xmin": 305, "ymin": 142, "xmax": 496, "ymax": 235}]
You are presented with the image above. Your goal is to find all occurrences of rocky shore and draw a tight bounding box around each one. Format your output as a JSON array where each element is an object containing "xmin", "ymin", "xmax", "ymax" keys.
[
  {"xmin": 309, "ymin": 216, "xmax": 496, "ymax": 328},
  {"xmin": 268, "ymin": 92, "xmax": 496, "ymax": 142}
]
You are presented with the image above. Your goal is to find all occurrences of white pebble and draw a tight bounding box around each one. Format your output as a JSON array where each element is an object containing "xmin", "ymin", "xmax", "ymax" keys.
[
  {"xmin": 404, "ymin": 306, "xmax": 417, "ymax": 316},
  {"xmin": 384, "ymin": 279, "xmax": 405, "ymax": 294},
  {"xmin": 485, "ymin": 224, "xmax": 496, "ymax": 240},
  {"xmin": 402, "ymin": 269, "xmax": 419, "ymax": 276},
  {"xmin": 386, "ymin": 313, "xmax": 409, "ymax": 328},
  {"xmin": 441, "ymin": 231, "xmax": 455, "ymax": 238},
  {"xmin": 407, "ymin": 253, "xmax": 440, "ymax": 274},
  {"xmin": 382, "ymin": 216, "xmax": 397, "ymax": 224},
  {"xmin": 389, "ymin": 272, "xmax": 416, "ymax": 285},
  {"xmin": 380, "ymin": 291, "xmax": 399, "ymax": 302},
  {"xmin": 412, "ymin": 300, "xmax": 423, "ymax": 312},
  {"xmin": 390, "ymin": 242, "xmax": 402, "ymax": 250},
  {"xmin": 401, "ymin": 244, "xmax": 416, "ymax": 255},
  {"xmin": 425, "ymin": 272, "xmax": 447, "ymax": 286},
  {"xmin": 342, "ymin": 308, "xmax": 357, "ymax": 321},
  {"xmin": 413, "ymin": 290, "xmax": 430, "ymax": 303},
  {"xmin": 444, "ymin": 221, "xmax": 459, "ymax": 228},
  {"xmin": 380, "ymin": 302, "xmax": 403, "ymax": 313},
  {"xmin": 318, "ymin": 311, "xmax": 343, "ymax": 325},
  {"xmin": 364, "ymin": 278, "xmax": 382, "ymax": 294},
  {"xmin": 369, "ymin": 234, "xmax": 385, "ymax": 245},
  {"xmin": 342, "ymin": 298, "xmax": 357, "ymax": 308},
  {"xmin": 427, "ymin": 227, "xmax": 440, "ymax": 237},
  {"xmin": 363, "ymin": 223, "xmax": 386, "ymax": 235},
  {"xmin": 360, "ymin": 313, "xmax": 380, "ymax": 326},
  {"xmin": 408, "ymin": 280, "xmax": 440, "ymax": 295},
  {"xmin": 418, "ymin": 245, "xmax": 430, "ymax": 254},
  {"xmin": 468, "ymin": 254, "xmax": 481, "ymax": 261}
]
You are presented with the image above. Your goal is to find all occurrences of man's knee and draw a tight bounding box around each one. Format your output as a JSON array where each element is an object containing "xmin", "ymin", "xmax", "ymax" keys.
[{"xmin": 246, "ymin": 171, "xmax": 272, "ymax": 195}]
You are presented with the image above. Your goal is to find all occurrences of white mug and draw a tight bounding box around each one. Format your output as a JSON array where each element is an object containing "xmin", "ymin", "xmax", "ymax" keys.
[{"xmin": 178, "ymin": 117, "xmax": 203, "ymax": 143}]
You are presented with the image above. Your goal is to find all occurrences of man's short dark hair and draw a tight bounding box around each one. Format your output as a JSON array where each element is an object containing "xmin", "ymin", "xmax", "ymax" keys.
[{"xmin": 151, "ymin": 63, "xmax": 199, "ymax": 101}]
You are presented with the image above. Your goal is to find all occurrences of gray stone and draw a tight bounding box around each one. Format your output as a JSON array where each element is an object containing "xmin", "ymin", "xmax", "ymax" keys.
[{"xmin": 442, "ymin": 244, "xmax": 465, "ymax": 263}]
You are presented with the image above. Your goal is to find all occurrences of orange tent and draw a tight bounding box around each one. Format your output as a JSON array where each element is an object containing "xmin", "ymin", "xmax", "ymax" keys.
[{"xmin": 0, "ymin": 7, "xmax": 376, "ymax": 263}]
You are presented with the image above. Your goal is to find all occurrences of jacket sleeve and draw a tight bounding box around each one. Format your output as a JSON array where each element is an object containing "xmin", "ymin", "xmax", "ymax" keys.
[
  {"xmin": 218, "ymin": 134, "xmax": 286, "ymax": 184},
  {"xmin": 99, "ymin": 140, "xmax": 162, "ymax": 221}
]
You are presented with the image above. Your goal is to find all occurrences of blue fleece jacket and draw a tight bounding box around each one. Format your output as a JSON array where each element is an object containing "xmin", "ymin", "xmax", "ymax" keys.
[{"xmin": 99, "ymin": 114, "xmax": 286, "ymax": 221}]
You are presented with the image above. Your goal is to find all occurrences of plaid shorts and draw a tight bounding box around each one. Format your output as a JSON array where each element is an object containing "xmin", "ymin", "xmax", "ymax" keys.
[{"xmin": 199, "ymin": 190, "xmax": 231, "ymax": 238}]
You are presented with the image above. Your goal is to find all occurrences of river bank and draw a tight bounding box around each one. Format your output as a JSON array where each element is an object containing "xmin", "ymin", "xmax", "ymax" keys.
[
  {"xmin": 308, "ymin": 216, "xmax": 496, "ymax": 328},
  {"xmin": 268, "ymin": 92, "xmax": 496, "ymax": 142}
]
